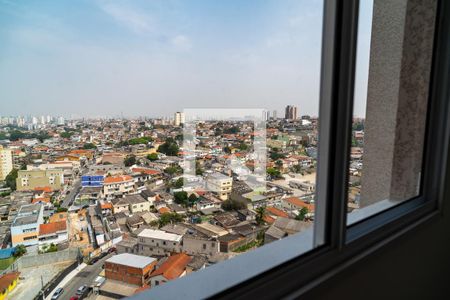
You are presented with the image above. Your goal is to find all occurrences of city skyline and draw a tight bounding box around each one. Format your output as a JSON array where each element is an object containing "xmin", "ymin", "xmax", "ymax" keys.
[{"xmin": 0, "ymin": 0, "xmax": 372, "ymax": 118}]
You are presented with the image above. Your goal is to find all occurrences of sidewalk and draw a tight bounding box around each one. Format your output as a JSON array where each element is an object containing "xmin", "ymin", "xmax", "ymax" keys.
[{"xmin": 45, "ymin": 263, "xmax": 87, "ymax": 300}]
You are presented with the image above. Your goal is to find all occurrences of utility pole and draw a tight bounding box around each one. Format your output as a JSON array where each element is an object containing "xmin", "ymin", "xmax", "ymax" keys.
[{"xmin": 41, "ymin": 275, "xmax": 45, "ymax": 300}]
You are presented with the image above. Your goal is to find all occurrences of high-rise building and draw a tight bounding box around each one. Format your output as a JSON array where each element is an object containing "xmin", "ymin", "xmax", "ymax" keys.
[
  {"xmin": 272, "ymin": 110, "xmax": 277, "ymax": 119},
  {"xmin": 285, "ymin": 105, "xmax": 298, "ymax": 120},
  {"xmin": 174, "ymin": 112, "xmax": 185, "ymax": 126},
  {"xmin": 0, "ymin": 146, "xmax": 13, "ymax": 181}
]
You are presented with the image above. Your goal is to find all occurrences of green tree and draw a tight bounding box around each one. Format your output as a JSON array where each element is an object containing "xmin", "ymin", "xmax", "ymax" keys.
[
  {"xmin": 14, "ymin": 244, "xmax": 27, "ymax": 257},
  {"xmin": 83, "ymin": 143, "xmax": 97, "ymax": 150},
  {"xmin": 158, "ymin": 138, "xmax": 180, "ymax": 156},
  {"xmin": 174, "ymin": 191, "xmax": 188, "ymax": 206},
  {"xmin": 60, "ymin": 132, "xmax": 73, "ymax": 139},
  {"xmin": 255, "ymin": 207, "xmax": 266, "ymax": 225},
  {"xmin": 224, "ymin": 126, "xmax": 239, "ymax": 134},
  {"xmin": 147, "ymin": 153, "xmax": 159, "ymax": 161},
  {"xmin": 128, "ymin": 137, "xmax": 153, "ymax": 145},
  {"xmin": 124, "ymin": 155, "xmax": 136, "ymax": 167},
  {"xmin": 5, "ymin": 169, "xmax": 18, "ymax": 191},
  {"xmin": 164, "ymin": 166, "xmax": 181, "ymax": 176},
  {"xmin": 238, "ymin": 143, "xmax": 249, "ymax": 151},
  {"xmin": 267, "ymin": 167, "xmax": 281, "ymax": 179},
  {"xmin": 295, "ymin": 207, "xmax": 309, "ymax": 221},
  {"xmin": 159, "ymin": 213, "xmax": 184, "ymax": 227},
  {"xmin": 188, "ymin": 194, "xmax": 199, "ymax": 206},
  {"xmin": 173, "ymin": 178, "xmax": 184, "ymax": 189}
]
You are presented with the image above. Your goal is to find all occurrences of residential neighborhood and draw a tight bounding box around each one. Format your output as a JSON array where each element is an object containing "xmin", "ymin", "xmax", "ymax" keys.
[{"xmin": 0, "ymin": 111, "xmax": 363, "ymax": 299}]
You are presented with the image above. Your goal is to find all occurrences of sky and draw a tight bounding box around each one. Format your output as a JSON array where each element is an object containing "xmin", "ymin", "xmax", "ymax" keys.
[{"xmin": 0, "ymin": 0, "xmax": 372, "ymax": 118}]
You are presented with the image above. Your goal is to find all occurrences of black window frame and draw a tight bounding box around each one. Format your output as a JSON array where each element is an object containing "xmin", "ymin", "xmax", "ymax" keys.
[{"xmin": 131, "ymin": 0, "xmax": 450, "ymax": 299}]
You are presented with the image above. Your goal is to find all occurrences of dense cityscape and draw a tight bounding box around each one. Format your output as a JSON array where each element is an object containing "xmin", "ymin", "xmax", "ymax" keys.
[{"xmin": 0, "ymin": 107, "xmax": 365, "ymax": 299}]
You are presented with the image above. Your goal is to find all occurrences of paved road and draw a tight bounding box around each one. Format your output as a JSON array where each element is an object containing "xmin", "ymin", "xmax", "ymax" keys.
[
  {"xmin": 61, "ymin": 179, "xmax": 81, "ymax": 208},
  {"xmin": 60, "ymin": 253, "xmax": 113, "ymax": 300}
]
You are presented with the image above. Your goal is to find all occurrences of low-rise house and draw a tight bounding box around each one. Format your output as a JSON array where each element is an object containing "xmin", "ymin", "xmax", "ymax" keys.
[
  {"xmin": 126, "ymin": 194, "xmax": 150, "ymax": 214},
  {"xmin": 181, "ymin": 226, "xmax": 220, "ymax": 257},
  {"xmin": 137, "ymin": 228, "xmax": 182, "ymax": 256},
  {"xmin": 148, "ymin": 253, "xmax": 192, "ymax": 287},
  {"xmin": 103, "ymin": 175, "xmax": 135, "ymax": 198},
  {"xmin": 111, "ymin": 198, "xmax": 130, "ymax": 214},
  {"xmin": 105, "ymin": 253, "xmax": 157, "ymax": 286},
  {"xmin": 11, "ymin": 204, "xmax": 44, "ymax": 247},
  {"xmin": 38, "ymin": 220, "xmax": 68, "ymax": 246},
  {"xmin": 282, "ymin": 197, "xmax": 315, "ymax": 218},
  {"xmin": 264, "ymin": 217, "xmax": 312, "ymax": 244}
]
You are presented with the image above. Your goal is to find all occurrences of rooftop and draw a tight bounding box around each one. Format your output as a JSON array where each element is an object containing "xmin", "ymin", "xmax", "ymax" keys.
[
  {"xmin": 106, "ymin": 253, "xmax": 156, "ymax": 269},
  {"xmin": 137, "ymin": 228, "xmax": 182, "ymax": 242}
]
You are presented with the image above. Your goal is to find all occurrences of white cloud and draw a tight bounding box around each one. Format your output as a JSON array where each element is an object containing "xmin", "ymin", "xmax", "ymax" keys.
[
  {"xmin": 171, "ymin": 35, "xmax": 192, "ymax": 51},
  {"xmin": 97, "ymin": 1, "xmax": 153, "ymax": 34}
]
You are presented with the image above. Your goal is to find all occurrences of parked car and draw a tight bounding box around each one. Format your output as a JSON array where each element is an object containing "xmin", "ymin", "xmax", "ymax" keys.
[
  {"xmin": 51, "ymin": 288, "xmax": 64, "ymax": 300},
  {"xmin": 88, "ymin": 257, "xmax": 99, "ymax": 265},
  {"xmin": 70, "ymin": 296, "xmax": 79, "ymax": 300},
  {"xmin": 76, "ymin": 285, "xmax": 88, "ymax": 295}
]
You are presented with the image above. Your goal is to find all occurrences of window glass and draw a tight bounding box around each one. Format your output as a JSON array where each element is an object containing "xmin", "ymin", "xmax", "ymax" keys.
[
  {"xmin": 348, "ymin": 0, "xmax": 437, "ymax": 225},
  {"xmin": 0, "ymin": 0, "xmax": 325, "ymax": 296}
]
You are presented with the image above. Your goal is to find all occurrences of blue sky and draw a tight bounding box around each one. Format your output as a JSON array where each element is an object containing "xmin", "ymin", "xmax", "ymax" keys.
[{"xmin": 0, "ymin": 0, "xmax": 371, "ymax": 118}]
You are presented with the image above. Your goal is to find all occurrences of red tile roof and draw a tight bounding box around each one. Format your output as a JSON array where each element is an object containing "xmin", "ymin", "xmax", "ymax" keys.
[
  {"xmin": 34, "ymin": 186, "xmax": 52, "ymax": 193},
  {"xmin": 131, "ymin": 168, "xmax": 161, "ymax": 175},
  {"xmin": 284, "ymin": 197, "xmax": 315, "ymax": 211},
  {"xmin": 39, "ymin": 220, "xmax": 67, "ymax": 235},
  {"xmin": 263, "ymin": 215, "xmax": 276, "ymax": 224},
  {"xmin": 104, "ymin": 175, "xmax": 133, "ymax": 184},
  {"xmin": 266, "ymin": 206, "xmax": 289, "ymax": 218},
  {"xmin": 0, "ymin": 272, "xmax": 20, "ymax": 293},
  {"xmin": 158, "ymin": 207, "xmax": 171, "ymax": 214},
  {"xmin": 32, "ymin": 197, "xmax": 51, "ymax": 204},
  {"xmin": 150, "ymin": 253, "xmax": 191, "ymax": 281}
]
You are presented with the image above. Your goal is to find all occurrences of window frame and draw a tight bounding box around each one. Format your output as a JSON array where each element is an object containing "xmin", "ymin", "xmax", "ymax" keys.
[{"xmin": 131, "ymin": 0, "xmax": 450, "ymax": 299}]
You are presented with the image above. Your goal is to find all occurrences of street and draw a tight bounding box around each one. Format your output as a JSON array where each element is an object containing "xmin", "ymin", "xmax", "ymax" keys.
[
  {"xmin": 59, "ymin": 253, "xmax": 113, "ymax": 300},
  {"xmin": 61, "ymin": 179, "xmax": 81, "ymax": 208}
]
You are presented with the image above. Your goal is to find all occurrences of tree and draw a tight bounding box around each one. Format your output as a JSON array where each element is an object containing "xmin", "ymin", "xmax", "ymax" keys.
[
  {"xmin": 56, "ymin": 207, "xmax": 68, "ymax": 213},
  {"xmin": 221, "ymin": 199, "xmax": 247, "ymax": 211},
  {"xmin": 5, "ymin": 169, "xmax": 18, "ymax": 191},
  {"xmin": 159, "ymin": 213, "xmax": 184, "ymax": 227},
  {"xmin": 83, "ymin": 143, "xmax": 97, "ymax": 150},
  {"xmin": 188, "ymin": 194, "xmax": 199, "ymax": 206},
  {"xmin": 174, "ymin": 191, "xmax": 188, "ymax": 206},
  {"xmin": 147, "ymin": 153, "xmax": 159, "ymax": 161},
  {"xmin": 124, "ymin": 155, "xmax": 136, "ymax": 167},
  {"xmin": 275, "ymin": 160, "xmax": 284, "ymax": 168},
  {"xmin": 224, "ymin": 126, "xmax": 239, "ymax": 134},
  {"xmin": 128, "ymin": 137, "xmax": 153, "ymax": 145},
  {"xmin": 14, "ymin": 244, "xmax": 27, "ymax": 257},
  {"xmin": 255, "ymin": 207, "xmax": 266, "ymax": 225},
  {"xmin": 267, "ymin": 167, "xmax": 281, "ymax": 179},
  {"xmin": 296, "ymin": 207, "xmax": 309, "ymax": 221},
  {"xmin": 173, "ymin": 178, "xmax": 184, "ymax": 189},
  {"xmin": 239, "ymin": 143, "xmax": 249, "ymax": 151},
  {"xmin": 158, "ymin": 139, "xmax": 180, "ymax": 156},
  {"xmin": 60, "ymin": 132, "xmax": 73, "ymax": 139},
  {"xmin": 164, "ymin": 166, "xmax": 181, "ymax": 176}
]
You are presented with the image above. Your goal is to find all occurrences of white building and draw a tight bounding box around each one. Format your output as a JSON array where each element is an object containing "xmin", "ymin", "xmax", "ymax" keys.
[
  {"xmin": 206, "ymin": 172, "xmax": 233, "ymax": 200},
  {"xmin": 0, "ymin": 146, "xmax": 13, "ymax": 181},
  {"xmin": 174, "ymin": 112, "xmax": 185, "ymax": 126},
  {"xmin": 137, "ymin": 228, "xmax": 183, "ymax": 256}
]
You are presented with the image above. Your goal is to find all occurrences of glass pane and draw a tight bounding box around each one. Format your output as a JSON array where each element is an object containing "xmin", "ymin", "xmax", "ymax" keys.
[
  {"xmin": 0, "ymin": 0, "xmax": 325, "ymax": 297},
  {"xmin": 348, "ymin": 0, "xmax": 437, "ymax": 225}
]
